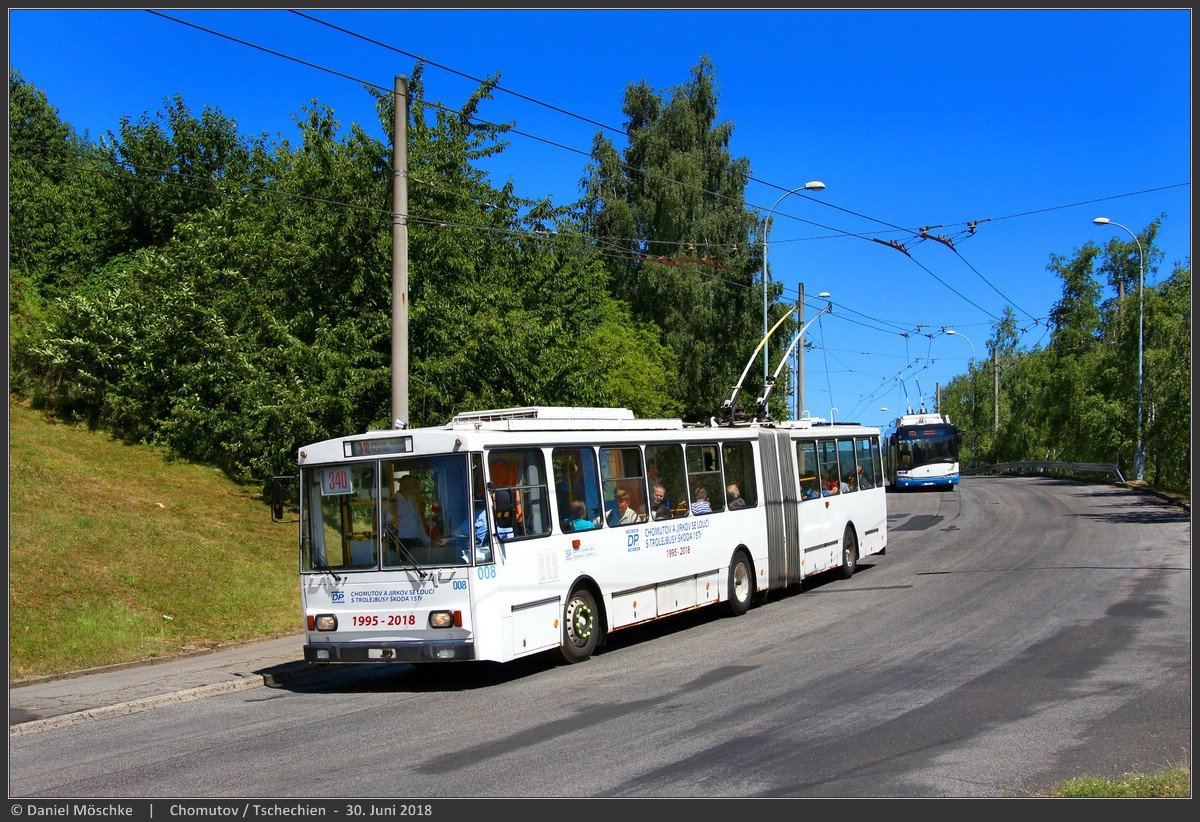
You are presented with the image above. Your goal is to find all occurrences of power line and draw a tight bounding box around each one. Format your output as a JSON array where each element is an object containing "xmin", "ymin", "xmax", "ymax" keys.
[{"xmin": 146, "ymin": 8, "xmax": 1186, "ymax": 330}]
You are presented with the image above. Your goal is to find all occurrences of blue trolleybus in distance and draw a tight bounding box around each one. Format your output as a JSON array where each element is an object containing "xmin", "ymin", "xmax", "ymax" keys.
[{"xmin": 886, "ymin": 412, "xmax": 962, "ymax": 490}]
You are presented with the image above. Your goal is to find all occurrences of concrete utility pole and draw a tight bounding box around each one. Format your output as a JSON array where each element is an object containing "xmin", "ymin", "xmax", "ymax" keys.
[{"xmin": 391, "ymin": 75, "xmax": 410, "ymax": 428}]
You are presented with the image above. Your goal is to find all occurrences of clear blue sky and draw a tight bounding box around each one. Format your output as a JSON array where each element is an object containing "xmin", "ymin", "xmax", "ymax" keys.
[{"xmin": 8, "ymin": 8, "xmax": 1192, "ymax": 427}]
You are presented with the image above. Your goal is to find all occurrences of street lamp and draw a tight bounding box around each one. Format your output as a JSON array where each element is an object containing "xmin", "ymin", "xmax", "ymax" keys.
[
  {"xmin": 1093, "ymin": 217, "xmax": 1146, "ymax": 482},
  {"xmin": 946, "ymin": 329, "xmax": 977, "ymax": 468},
  {"xmin": 763, "ymin": 181, "xmax": 826, "ymax": 386}
]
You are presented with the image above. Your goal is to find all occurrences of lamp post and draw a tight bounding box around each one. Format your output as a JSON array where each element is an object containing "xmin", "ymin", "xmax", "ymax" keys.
[
  {"xmin": 763, "ymin": 182, "xmax": 826, "ymax": 387},
  {"xmin": 946, "ymin": 329, "xmax": 976, "ymax": 468},
  {"xmin": 880, "ymin": 407, "xmax": 897, "ymax": 432},
  {"xmin": 1093, "ymin": 217, "xmax": 1146, "ymax": 482}
]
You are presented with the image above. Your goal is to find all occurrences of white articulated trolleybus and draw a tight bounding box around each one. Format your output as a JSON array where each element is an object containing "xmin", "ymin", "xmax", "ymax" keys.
[{"xmin": 279, "ymin": 405, "xmax": 888, "ymax": 665}]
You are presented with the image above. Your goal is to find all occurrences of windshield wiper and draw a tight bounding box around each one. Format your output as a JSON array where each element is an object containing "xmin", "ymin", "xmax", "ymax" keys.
[
  {"xmin": 303, "ymin": 533, "xmax": 342, "ymax": 582},
  {"xmin": 383, "ymin": 524, "xmax": 428, "ymax": 579}
]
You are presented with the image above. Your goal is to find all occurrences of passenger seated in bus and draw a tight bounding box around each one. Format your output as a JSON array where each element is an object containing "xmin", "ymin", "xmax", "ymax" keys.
[
  {"xmin": 823, "ymin": 479, "xmax": 839, "ymax": 496},
  {"xmin": 607, "ymin": 489, "xmax": 642, "ymax": 525},
  {"xmin": 799, "ymin": 476, "xmax": 821, "ymax": 500},
  {"xmin": 566, "ymin": 500, "xmax": 596, "ymax": 531},
  {"xmin": 856, "ymin": 465, "xmax": 872, "ymax": 489},
  {"xmin": 690, "ymin": 487, "xmax": 712, "ymax": 514},
  {"xmin": 726, "ymin": 484, "xmax": 747, "ymax": 509},
  {"xmin": 650, "ymin": 483, "xmax": 673, "ymax": 520}
]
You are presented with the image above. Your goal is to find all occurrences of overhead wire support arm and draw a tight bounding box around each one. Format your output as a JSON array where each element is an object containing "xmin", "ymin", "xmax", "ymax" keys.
[
  {"xmin": 918, "ymin": 226, "xmax": 956, "ymax": 250},
  {"xmin": 872, "ymin": 237, "xmax": 912, "ymax": 256},
  {"xmin": 755, "ymin": 300, "xmax": 834, "ymax": 420}
]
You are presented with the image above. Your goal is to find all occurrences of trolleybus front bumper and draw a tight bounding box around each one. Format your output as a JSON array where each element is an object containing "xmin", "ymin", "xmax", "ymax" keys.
[
  {"xmin": 896, "ymin": 475, "xmax": 959, "ymax": 489},
  {"xmin": 305, "ymin": 640, "xmax": 475, "ymax": 663}
]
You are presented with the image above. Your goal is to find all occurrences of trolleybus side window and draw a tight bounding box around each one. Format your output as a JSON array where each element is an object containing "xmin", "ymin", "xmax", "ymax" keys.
[
  {"xmin": 796, "ymin": 440, "xmax": 821, "ymax": 500},
  {"xmin": 855, "ymin": 436, "xmax": 877, "ymax": 489},
  {"xmin": 838, "ymin": 438, "xmax": 859, "ymax": 493},
  {"xmin": 646, "ymin": 443, "xmax": 687, "ymax": 519},
  {"xmin": 722, "ymin": 441, "xmax": 757, "ymax": 508},
  {"xmin": 686, "ymin": 443, "xmax": 724, "ymax": 514},
  {"xmin": 817, "ymin": 439, "xmax": 841, "ymax": 495},
  {"xmin": 599, "ymin": 446, "xmax": 648, "ymax": 526},
  {"xmin": 488, "ymin": 449, "xmax": 552, "ymax": 540},
  {"xmin": 553, "ymin": 447, "xmax": 602, "ymax": 532}
]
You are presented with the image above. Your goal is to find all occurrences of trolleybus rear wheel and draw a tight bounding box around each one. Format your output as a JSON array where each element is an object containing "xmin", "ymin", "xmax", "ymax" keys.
[
  {"xmin": 726, "ymin": 550, "xmax": 754, "ymax": 616},
  {"xmin": 838, "ymin": 526, "xmax": 858, "ymax": 580}
]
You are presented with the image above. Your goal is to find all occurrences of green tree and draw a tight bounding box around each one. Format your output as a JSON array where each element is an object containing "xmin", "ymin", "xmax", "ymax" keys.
[
  {"xmin": 1040, "ymin": 245, "xmax": 1124, "ymax": 463},
  {"xmin": 580, "ymin": 56, "xmax": 764, "ymax": 421},
  {"xmin": 17, "ymin": 66, "xmax": 681, "ymax": 484},
  {"xmin": 102, "ymin": 95, "xmax": 268, "ymax": 253},
  {"xmin": 1142, "ymin": 260, "xmax": 1190, "ymax": 491},
  {"xmin": 8, "ymin": 70, "xmax": 120, "ymax": 302},
  {"xmin": 9, "ymin": 69, "xmax": 128, "ymax": 398},
  {"xmin": 16, "ymin": 84, "xmax": 396, "ymax": 480}
]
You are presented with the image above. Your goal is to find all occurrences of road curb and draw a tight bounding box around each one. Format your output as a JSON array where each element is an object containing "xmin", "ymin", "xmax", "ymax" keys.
[
  {"xmin": 10, "ymin": 675, "xmax": 264, "ymax": 737},
  {"xmin": 10, "ymin": 662, "xmax": 324, "ymax": 738}
]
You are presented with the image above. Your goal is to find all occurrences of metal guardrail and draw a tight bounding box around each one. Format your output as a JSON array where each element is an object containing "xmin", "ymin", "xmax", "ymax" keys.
[{"xmin": 964, "ymin": 460, "xmax": 1125, "ymax": 484}]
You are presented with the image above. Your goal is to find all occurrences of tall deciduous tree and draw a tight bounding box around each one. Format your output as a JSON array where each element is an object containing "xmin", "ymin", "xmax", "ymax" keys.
[
  {"xmin": 580, "ymin": 56, "xmax": 764, "ymax": 421},
  {"xmin": 8, "ymin": 70, "xmax": 119, "ymax": 301},
  {"xmin": 102, "ymin": 95, "xmax": 268, "ymax": 253},
  {"xmin": 1042, "ymin": 245, "xmax": 1124, "ymax": 463},
  {"xmin": 1142, "ymin": 260, "xmax": 1190, "ymax": 489}
]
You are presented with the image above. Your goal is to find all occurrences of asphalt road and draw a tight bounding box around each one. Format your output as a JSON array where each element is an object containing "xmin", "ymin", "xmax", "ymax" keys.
[{"xmin": 8, "ymin": 476, "xmax": 1190, "ymax": 800}]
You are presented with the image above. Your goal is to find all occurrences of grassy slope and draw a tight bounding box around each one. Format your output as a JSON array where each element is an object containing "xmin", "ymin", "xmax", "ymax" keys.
[{"xmin": 8, "ymin": 397, "xmax": 300, "ymax": 680}]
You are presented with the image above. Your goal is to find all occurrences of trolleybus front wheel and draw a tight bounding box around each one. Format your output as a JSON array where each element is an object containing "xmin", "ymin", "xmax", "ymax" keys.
[{"xmin": 560, "ymin": 588, "xmax": 599, "ymax": 664}]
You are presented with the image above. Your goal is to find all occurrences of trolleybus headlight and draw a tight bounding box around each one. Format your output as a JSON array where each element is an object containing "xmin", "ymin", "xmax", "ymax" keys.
[
  {"xmin": 429, "ymin": 610, "xmax": 462, "ymax": 629},
  {"xmin": 313, "ymin": 614, "xmax": 337, "ymax": 631}
]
